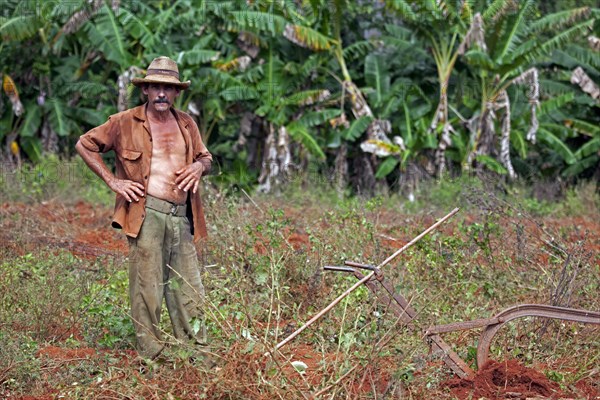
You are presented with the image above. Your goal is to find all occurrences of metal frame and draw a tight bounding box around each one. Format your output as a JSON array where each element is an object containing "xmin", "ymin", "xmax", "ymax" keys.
[{"xmin": 325, "ymin": 262, "xmax": 600, "ymax": 378}]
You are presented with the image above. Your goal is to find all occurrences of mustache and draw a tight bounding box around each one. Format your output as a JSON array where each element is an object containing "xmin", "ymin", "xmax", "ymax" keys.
[{"xmin": 154, "ymin": 98, "xmax": 169, "ymax": 104}]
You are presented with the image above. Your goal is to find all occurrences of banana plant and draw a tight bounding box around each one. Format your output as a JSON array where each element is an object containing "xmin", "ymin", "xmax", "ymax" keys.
[
  {"xmin": 352, "ymin": 22, "xmax": 435, "ymax": 195},
  {"xmin": 0, "ymin": 1, "xmax": 117, "ymax": 161},
  {"xmin": 460, "ymin": 2, "xmax": 597, "ymax": 179},
  {"xmin": 197, "ymin": 0, "xmax": 336, "ymax": 192},
  {"xmin": 389, "ymin": 0, "xmax": 478, "ymax": 176}
]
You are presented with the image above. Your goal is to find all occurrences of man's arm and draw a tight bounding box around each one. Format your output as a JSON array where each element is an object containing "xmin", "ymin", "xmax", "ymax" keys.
[
  {"xmin": 174, "ymin": 115, "xmax": 212, "ymax": 194},
  {"xmin": 75, "ymin": 140, "xmax": 145, "ymax": 202}
]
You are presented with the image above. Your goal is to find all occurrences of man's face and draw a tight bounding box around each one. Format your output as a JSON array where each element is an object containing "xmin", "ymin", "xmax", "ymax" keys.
[{"xmin": 143, "ymin": 83, "xmax": 180, "ymax": 113}]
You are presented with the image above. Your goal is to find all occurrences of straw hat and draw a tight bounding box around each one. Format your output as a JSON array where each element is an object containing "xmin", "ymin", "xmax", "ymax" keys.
[{"xmin": 132, "ymin": 56, "xmax": 190, "ymax": 90}]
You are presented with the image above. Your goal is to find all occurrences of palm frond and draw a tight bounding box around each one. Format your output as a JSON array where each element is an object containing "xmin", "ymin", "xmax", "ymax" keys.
[
  {"xmin": 475, "ymin": 154, "xmax": 508, "ymax": 174},
  {"xmin": 566, "ymin": 119, "xmax": 600, "ymax": 137},
  {"xmin": 241, "ymin": 64, "xmax": 264, "ymax": 84},
  {"xmin": 482, "ymin": 0, "xmax": 517, "ymax": 24},
  {"xmin": 510, "ymin": 129, "xmax": 527, "ymax": 159},
  {"xmin": 381, "ymin": 96, "xmax": 401, "ymax": 119},
  {"xmin": 46, "ymin": 99, "xmax": 75, "ymax": 137},
  {"xmin": 379, "ymin": 35, "xmax": 416, "ymax": 51},
  {"xmin": 504, "ymin": 39, "xmax": 537, "ymax": 66},
  {"xmin": 387, "ymin": 0, "xmax": 417, "ymax": 23},
  {"xmin": 220, "ymin": 86, "xmax": 260, "ymax": 101},
  {"xmin": 299, "ymin": 109, "xmax": 342, "ymax": 128},
  {"xmin": 286, "ymin": 121, "xmax": 325, "ymax": 159},
  {"xmin": 574, "ymin": 137, "xmax": 600, "ymax": 159},
  {"xmin": 20, "ymin": 137, "xmax": 42, "ymax": 163},
  {"xmin": 204, "ymin": 98, "xmax": 225, "ymax": 120},
  {"xmin": 463, "ymin": 49, "xmax": 497, "ymax": 70},
  {"xmin": 280, "ymin": 0, "xmax": 309, "ymax": 25},
  {"xmin": 562, "ymin": 44, "xmax": 600, "ymax": 70},
  {"xmin": 194, "ymin": 33, "xmax": 216, "ymax": 50},
  {"xmin": 76, "ymin": 107, "xmax": 110, "ymax": 127},
  {"xmin": 343, "ymin": 41, "xmax": 378, "ymax": 61},
  {"xmin": 228, "ymin": 11, "xmax": 288, "ymax": 35},
  {"xmin": 180, "ymin": 49, "xmax": 221, "ymax": 65},
  {"xmin": 84, "ymin": 4, "xmax": 132, "ymax": 68},
  {"xmin": 198, "ymin": 67, "xmax": 245, "ymax": 90},
  {"xmin": 204, "ymin": 0, "xmax": 236, "ymax": 18},
  {"xmin": 529, "ymin": 7, "xmax": 592, "ymax": 33},
  {"xmin": 151, "ymin": 0, "xmax": 183, "ymax": 44},
  {"xmin": 297, "ymin": 55, "xmax": 321, "ymax": 80},
  {"xmin": 538, "ymin": 126, "xmax": 576, "ymax": 164},
  {"xmin": 282, "ymin": 90, "xmax": 330, "ymax": 106},
  {"xmin": 118, "ymin": 7, "xmax": 157, "ymax": 49},
  {"xmin": 19, "ymin": 102, "xmax": 41, "ymax": 138},
  {"xmin": 493, "ymin": 0, "xmax": 534, "ymax": 62},
  {"xmin": 375, "ymin": 157, "xmax": 399, "ymax": 178},
  {"xmin": 57, "ymin": 81, "xmax": 111, "ymax": 98},
  {"xmin": 532, "ymin": 20, "xmax": 596, "ymax": 62},
  {"xmin": 561, "ymin": 154, "xmax": 599, "ymax": 177},
  {"xmin": 538, "ymin": 92, "xmax": 575, "ymax": 117},
  {"xmin": 61, "ymin": 0, "xmax": 104, "ymax": 36},
  {"xmin": 551, "ymin": 48, "xmax": 600, "ymax": 78},
  {"xmin": 365, "ymin": 54, "xmax": 390, "ymax": 105},
  {"xmin": 423, "ymin": 0, "xmax": 447, "ymax": 21},
  {"xmin": 0, "ymin": 15, "xmax": 39, "ymax": 40},
  {"xmin": 283, "ymin": 24, "xmax": 333, "ymax": 51},
  {"xmin": 384, "ymin": 24, "xmax": 412, "ymax": 39},
  {"xmin": 401, "ymin": 101, "xmax": 413, "ymax": 145},
  {"xmin": 538, "ymin": 79, "xmax": 576, "ymax": 97},
  {"xmin": 343, "ymin": 116, "xmax": 373, "ymax": 142}
]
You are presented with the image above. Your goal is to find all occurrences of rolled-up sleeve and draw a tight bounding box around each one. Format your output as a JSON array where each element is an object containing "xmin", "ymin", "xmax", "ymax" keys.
[{"xmin": 79, "ymin": 116, "xmax": 117, "ymax": 153}]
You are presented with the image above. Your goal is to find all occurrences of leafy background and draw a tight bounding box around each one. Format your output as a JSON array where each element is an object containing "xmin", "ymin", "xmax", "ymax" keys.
[{"xmin": 1, "ymin": 0, "xmax": 599, "ymax": 194}]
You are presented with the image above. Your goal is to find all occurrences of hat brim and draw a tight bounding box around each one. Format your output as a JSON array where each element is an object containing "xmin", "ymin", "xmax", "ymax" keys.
[{"xmin": 132, "ymin": 75, "xmax": 190, "ymax": 90}]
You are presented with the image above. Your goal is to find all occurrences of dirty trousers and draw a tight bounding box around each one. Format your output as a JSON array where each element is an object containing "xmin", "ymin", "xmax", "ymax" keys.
[{"xmin": 127, "ymin": 204, "xmax": 207, "ymax": 359}]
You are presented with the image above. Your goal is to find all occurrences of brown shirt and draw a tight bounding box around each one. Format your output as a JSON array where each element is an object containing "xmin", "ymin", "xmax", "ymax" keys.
[{"xmin": 78, "ymin": 104, "xmax": 212, "ymax": 242}]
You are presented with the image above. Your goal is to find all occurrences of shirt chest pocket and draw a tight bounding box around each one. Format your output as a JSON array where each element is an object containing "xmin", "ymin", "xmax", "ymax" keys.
[{"xmin": 121, "ymin": 149, "xmax": 143, "ymax": 179}]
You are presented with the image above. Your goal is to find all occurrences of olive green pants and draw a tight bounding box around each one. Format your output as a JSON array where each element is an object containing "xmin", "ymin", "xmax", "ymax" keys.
[{"xmin": 127, "ymin": 206, "xmax": 206, "ymax": 359}]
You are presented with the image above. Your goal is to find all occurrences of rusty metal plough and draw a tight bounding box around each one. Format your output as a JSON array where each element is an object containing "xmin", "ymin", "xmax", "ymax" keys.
[
  {"xmin": 325, "ymin": 261, "xmax": 600, "ymax": 378},
  {"xmin": 271, "ymin": 208, "xmax": 600, "ymax": 379}
]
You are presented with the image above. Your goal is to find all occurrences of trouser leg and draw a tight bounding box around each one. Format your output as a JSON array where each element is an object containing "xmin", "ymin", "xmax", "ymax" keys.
[
  {"xmin": 128, "ymin": 209, "xmax": 167, "ymax": 359},
  {"xmin": 164, "ymin": 216, "xmax": 207, "ymax": 345}
]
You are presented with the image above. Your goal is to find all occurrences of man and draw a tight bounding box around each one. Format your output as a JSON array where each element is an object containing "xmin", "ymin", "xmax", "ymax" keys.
[{"xmin": 75, "ymin": 56, "xmax": 212, "ymax": 360}]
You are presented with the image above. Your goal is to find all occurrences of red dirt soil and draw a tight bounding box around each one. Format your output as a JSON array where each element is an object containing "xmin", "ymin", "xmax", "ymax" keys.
[
  {"xmin": 2, "ymin": 200, "xmax": 599, "ymax": 399},
  {"xmin": 443, "ymin": 359, "xmax": 594, "ymax": 399},
  {"xmin": 37, "ymin": 346, "xmax": 96, "ymax": 360},
  {"xmin": 0, "ymin": 200, "xmax": 127, "ymax": 258}
]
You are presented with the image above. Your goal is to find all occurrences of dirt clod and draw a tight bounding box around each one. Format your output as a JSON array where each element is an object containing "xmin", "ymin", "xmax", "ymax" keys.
[{"xmin": 444, "ymin": 359, "xmax": 569, "ymax": 400}]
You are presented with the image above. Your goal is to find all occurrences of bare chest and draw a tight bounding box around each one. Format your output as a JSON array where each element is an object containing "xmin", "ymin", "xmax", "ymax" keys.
[{"xmin": 150, "ymin": 120, "xmax": 187, "ymax": 158}]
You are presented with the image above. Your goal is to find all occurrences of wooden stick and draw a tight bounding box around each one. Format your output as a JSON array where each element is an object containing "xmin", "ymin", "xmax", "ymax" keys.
[
  {"xmin": 311, "ymin": 364, "xmax": 358, "ymax": 399},
  {"xmin": 268, "ymin": 207, "xmax": 460, "ymax": 354},
  {"xmin": 377, "ymin": 207, "xmax": 459, "ymax": 269}
]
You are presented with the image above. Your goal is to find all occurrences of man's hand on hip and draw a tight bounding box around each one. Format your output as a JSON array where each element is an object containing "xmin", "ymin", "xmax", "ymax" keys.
[
  {"xmin": 109, "ymin": 178, "xmax": 145, "ymax": 202},
  {"xmin": 175, "ymin": 162, "xmax": 204, "ymax": 194}
]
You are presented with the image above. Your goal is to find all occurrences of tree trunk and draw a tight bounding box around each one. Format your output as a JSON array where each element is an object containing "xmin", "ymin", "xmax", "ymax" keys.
[
  {"xmin": 257, "ymin": 124, "xmax": 292, "ymax": 193},
  {"xmin": 350, "ymin": 152, "xmax": 377, "ymax": 196},
  {"xmin": 334, "ymin": 143, "xmax": 348, "ymax": 198}
]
